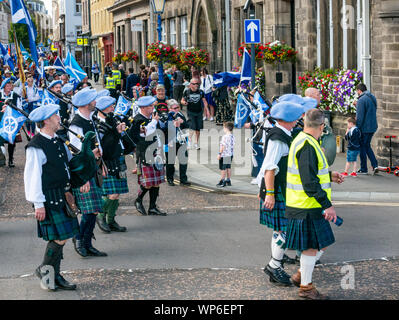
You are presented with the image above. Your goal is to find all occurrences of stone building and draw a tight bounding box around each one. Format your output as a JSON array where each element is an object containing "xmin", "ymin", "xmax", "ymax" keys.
[
  {"xmin": 90, "ymin": 0, "xmax": 115, "ymax": 75},
  {"xmin": 27, "ymin": 0, "xmax": 52, "ymax": 45},
  {"xmin": 0, "ymin": 2, "xmax": 11, "ymax": 44}
]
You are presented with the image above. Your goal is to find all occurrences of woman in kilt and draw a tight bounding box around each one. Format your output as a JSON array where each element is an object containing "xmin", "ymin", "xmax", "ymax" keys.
[
  {"xmin": 211, "ymin": 80, "xmax": 233, "ymax": 126},
  {"xmin": 95, "ymin": 96, "xmax": 129, "ymax": 233},
  {"xmin": 24, "ymin": 104, "xmax": 79, "ymax": 291},
  {"xmin": 257, "ymin": 101, "xmax": 305, "ymax": 286},
  {"xmin": 69, "ymin": 89, "xmax": 107, "ymax": 258},
  {"xmin": 285, "ymin": 108, "xmax": 344, "ymax": 300},
  {"xmin": 129, "ymin": 96, "xmax": 167, "ymax": 216}
]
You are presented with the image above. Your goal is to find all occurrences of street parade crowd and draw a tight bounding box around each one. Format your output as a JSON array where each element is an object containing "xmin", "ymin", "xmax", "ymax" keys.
[{"xmin": 0, "ymin": 48, "xmax": 380, "ymax": 300}]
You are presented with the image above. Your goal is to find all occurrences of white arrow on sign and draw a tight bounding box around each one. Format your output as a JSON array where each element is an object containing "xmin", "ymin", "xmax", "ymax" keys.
[{"xmin": 247, "ymin": 22, "xmax": 258, "ymax": 42}]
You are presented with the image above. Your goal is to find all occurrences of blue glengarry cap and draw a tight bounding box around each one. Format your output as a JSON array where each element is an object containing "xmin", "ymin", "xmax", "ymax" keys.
[
  {"xmin": 96, "ymin": 96, "xmax": 116, "ymax": 111},
  {"xmin": 29, "ymin": 104, "xmax": 60, "ymax": 122},
  {"xmin": 136, "ymin": 96, "xmax": 156, "ymax": 107},
  {"xmin": 270, "ymin": 101, "xmax": 305, "ymax": 122},
  {"xmin": 72, "ymin": 88, "xmax": 98, "ymax": 107}
]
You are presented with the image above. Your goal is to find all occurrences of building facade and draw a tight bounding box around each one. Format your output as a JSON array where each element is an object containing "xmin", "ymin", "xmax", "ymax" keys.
[
  {"xmin": 90, "ymin": 0, "xmax": 115, "ymax": 75},
  {"xmin": 57, "ymin": 0, "xmax": 83, "ymax": 63},
  {"xmin": 0, "ymin": 2, "xmax": 11, "ymax": 44},
  {"xmin": 27, "ymin": 0, "xmax": 52, "ymax": 45}
]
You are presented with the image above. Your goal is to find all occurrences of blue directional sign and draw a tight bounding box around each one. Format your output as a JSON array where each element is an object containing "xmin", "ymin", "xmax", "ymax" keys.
[{"xmin": 244, "ymin": 19, "xmax": 261, "ymax": 44}]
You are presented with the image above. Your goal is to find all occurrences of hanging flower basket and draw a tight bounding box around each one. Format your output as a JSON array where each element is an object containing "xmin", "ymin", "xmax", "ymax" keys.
[
  {"xmin": 126, "ymin": 50, "xmax": 139, "ymax": 62},
  {"xmin": 112, "ymin": 52, "xmax": 124, "ymax": 64},
  {"xmin": 145, "ymin": 42, "xmax": 180, "ymax": 64},
  {"xmin": 180, "ymin": 47, "xmax": 210, "ymax": 68},
  {"xmin": 237, "ymin": 43, "xmax": 266, "ymax": 61},
  {"xmin": 237, "ymin": 41, "xmax": 298, "ymax": 65}
]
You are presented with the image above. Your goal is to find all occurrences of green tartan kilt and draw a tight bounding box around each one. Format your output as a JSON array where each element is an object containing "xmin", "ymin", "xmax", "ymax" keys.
[
  {"xmin": 38, "ymin": 207, "xmax": 79, "ymax": 241},
  {"xmin": 72, "ymin": 177, "xmax": 104, "ymax": 215},
  {"xmin": 285, "ymin": 216, "xmax": 335, "ymax": 251},
  {"xmin": 259, "ymin": 190, "xmax": 288, "ymax": 232},
  {"xmin": 102, "ymin": 174, "xmax": 129, "ymax": 195}
]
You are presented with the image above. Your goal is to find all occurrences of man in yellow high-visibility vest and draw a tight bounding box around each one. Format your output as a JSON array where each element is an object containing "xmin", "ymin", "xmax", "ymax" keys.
[
  {"xmin": 105, "ymin": 71, "xmax": 117, "ymax": 99},
  {"xmin": 285, "ymin": 108, "xmax": 344, "ymax": 300},
  {"xmin": 112, "ymin": 64, "xmax": 122, "ymax": 93}
]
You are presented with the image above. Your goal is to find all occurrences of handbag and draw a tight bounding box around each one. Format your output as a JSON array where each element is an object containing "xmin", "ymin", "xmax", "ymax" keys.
[{"xmin": 14, "ymin": 132, "xmax": 22, "ymax": 143}]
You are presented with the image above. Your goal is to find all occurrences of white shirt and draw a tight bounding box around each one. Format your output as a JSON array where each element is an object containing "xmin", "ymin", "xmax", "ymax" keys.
[
  {"xmin": 200, "ymin": 75, "xmax": 214, "ymax": 94},
  {"xmin": 256, "ymin": 123, "xmax": 292, "ymax": 187},
  {"xmin": 24, "ymin": 132, "xmax": 72, "ymax": 210},
  {"xmin": 69, "ymin": 110, "xmax": 102, "ymax": 153},
  {"xmin": 26, "ymin": 85, "xmax": 40, "ymax": 102}
]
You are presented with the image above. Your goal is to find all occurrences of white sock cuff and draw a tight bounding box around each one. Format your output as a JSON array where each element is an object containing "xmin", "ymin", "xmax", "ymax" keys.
[{"xmin": 315, "ymin": 250, "xmax": 324, "ymax": 261}]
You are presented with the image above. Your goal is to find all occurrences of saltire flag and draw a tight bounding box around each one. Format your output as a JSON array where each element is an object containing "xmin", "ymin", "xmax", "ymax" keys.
[
  {"xmin": 0, "ymin": 43, "xmax": 15, "ymax": 70},
  {"xmin": 0, "ymin": 100, "xmax": 27, "ymax": 144},
  {"xmin": 114, "ymin": 95, "xmax": 132, "ymax": 116},
  {"xmin": 234, "ymin": 93, "xmax": 252, "ymax": 128},
  {"xmin": 19, "ymin": 41, "xmax": 30, "ymax": 61},
  {"xmin": 63, "ymin": 51, "xmax": 87, "ymax": 82},
  {"xmin": 240, "ymin": 48, "xmax": 251, "ymax": 84},
  {"xmin": 53, "ymin": 56, "xmax": 66, "ymax": 73},
  {"xmin": 10, "ymin": 0, "xmax": 39, "ymax": 66},
  {"xmin": 213, "ymin": 71, "xmax": 241, "ymax": 88},
  {"xmin": 249, "ymin": 91, "xmax": 271, "ymax": 123},
  {"xmin": 41, "ymin": 89, "xmax": 58, "ymax": 106}
]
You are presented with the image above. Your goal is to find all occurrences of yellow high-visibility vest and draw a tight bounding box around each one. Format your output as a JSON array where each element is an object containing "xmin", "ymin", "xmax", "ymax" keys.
[
  {"xmin": 286, "ymin": 131, "xmax": 331, "ymax": 209},
  {"xmin": 105, "ymin": 76, "xmax": 116, "ymax": 89},
  {"xmin": 112, "ymin": 70, "xmax": 121, "ymax": 85}
]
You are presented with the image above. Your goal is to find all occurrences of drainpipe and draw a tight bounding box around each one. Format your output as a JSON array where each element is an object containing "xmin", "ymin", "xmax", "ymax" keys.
[
  {"xmin": 362, "ymin": 0, "xmax": 371, "ymax": 89},
  {"xmin": 225, "ymin": 0, "xmax": 231, "ymax": 71}
]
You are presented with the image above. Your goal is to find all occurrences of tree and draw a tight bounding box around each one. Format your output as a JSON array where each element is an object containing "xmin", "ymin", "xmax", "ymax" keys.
[{"xmin": 8, "ymin": 17, "xmax": 39, "ymax": 52}]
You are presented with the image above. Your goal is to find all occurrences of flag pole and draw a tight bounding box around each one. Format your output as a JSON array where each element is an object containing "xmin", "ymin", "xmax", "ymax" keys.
[{"xmin": 12, "ymin": 24, "xmax": 26, "ymax": 98}]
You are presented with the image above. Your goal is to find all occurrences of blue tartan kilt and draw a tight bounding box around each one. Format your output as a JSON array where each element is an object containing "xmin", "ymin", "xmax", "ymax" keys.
[
  {"xmin": 285, "ymin": 216, "xmax": 335, "ymax": 251},
  {"xmin": 259, "ymin": 191, "xmax": 288, "ymax": 232},
  {"xmin": 72, "ymin": 177, "xmax": 104, "ymax": 215},
  {"xmin": 102, "ymin": 174, "xmax": 129, "ymax": 195},
  {"xmin": 38, "ymin": 207, "xmax": 79, "ymax": 241}
]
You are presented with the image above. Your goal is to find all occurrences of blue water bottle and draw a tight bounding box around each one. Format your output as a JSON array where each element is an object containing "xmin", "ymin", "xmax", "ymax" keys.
[{"xmin": 322, "ymin": 211, "xmax": 343, "ymax": 227}]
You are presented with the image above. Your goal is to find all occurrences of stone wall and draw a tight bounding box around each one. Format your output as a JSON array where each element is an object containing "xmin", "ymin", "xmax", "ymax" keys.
[{"xmin": 370, "ymin": 0, "xmax": 399, "ymax": 167}]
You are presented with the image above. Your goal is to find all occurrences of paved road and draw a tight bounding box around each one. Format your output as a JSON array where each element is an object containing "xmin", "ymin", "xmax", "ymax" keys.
[{"xmin": 1, "ymin": 127, "xmax": 399, "ymax": 300}]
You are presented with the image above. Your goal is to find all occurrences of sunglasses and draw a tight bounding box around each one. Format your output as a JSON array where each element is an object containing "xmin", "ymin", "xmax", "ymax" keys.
[
  {"xmin": 191, "ymin": 82, "xmax": 200, "ymax": 85},
  {"xmin": 170, "ymin": 107, "xmax": 180, "ymax": 110}
]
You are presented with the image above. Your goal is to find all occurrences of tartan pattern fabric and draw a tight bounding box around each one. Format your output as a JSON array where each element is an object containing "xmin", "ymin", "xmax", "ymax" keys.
[
  {"xmin": 259, "ymin": 190, "xmax": 288, "ymax": 232},
  {"xmin": 138, "ymin": 163, "xmax": 165, "ymax": 188},
  {"xmin": 102, "ymin": 175, "xmax": 129, "ymax": 195},
  {"xmin": 285, "ymin": 216, "xmax": 335, "ymax": 251},
  {"xmin": 72, "ymin": 177, "xmax": 104, "ymax": 215},
  {"xmin": 37, "ymin": 207, "xmax": 79, "ymax": 241}
]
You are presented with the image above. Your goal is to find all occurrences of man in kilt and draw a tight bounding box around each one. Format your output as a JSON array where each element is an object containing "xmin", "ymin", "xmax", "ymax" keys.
[
  {"xmin": 69, "ymin": 89, "xmax": 107, "ymax": 257},
  {"xmin": 258, "ymin": 100, "xmax": 306, "ymax": 286},
  {"xmin": 285, "ymin": 108, "xmax": 344, "ymax": 300},
  {"xmin": 24, "ymin": 104, "xmax": 79, "ymax": 291},
  {"xmin": 95, "ymin": 96, "xmax": 130, "ymax": 233},
  {"xmin": 129, "ymin": 96, "xmax": 167, "ymax": 216}
]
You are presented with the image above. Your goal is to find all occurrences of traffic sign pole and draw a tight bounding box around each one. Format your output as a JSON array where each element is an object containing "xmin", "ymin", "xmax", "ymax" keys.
[{"xmin": 244, "ymin": 3, "xmax": 259, "ymax": 90}]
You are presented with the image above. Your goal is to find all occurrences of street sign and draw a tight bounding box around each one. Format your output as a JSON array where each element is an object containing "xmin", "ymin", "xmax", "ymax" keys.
[
  {"xmin": 131, "ymin": 20, "xmax": 143, "ymax": 32},
  {"xmin": 244, "ymin": 19, "xmax": 261, "ymax": 44},
  {"xmin": 77, "ymin": 38, "xmax": 83, "ymax": 46},
  {"xmin": 84, "ymin": 38, "xmax": 88, "ymax": 46}
]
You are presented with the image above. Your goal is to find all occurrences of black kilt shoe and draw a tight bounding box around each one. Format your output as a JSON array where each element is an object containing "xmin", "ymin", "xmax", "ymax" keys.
[
  {"xmin": 72, "ymin": 237, "xmax": 87, "ymax": 258},
  {"xmin": 86, "ymin": 246, "xmax": 108, "ymax": 257},
  {"xmin": 108, "ymin": 221, "xmax": 127, "ymax": 232},
  {"xmin": 55, "ymin": 274, "xmax": 77, "ymax": 290},
  {"xmin": 134, "ymin": 198, "xmax": 147, "ymax": 215},
  {"xmin": 35, "ymin": 266, "xmax": 58, "ymax": 292},
  {"xmin": 148, "ymin": 207, "xmax": 167, "ymax": 216},
  {"xmin": 96, "ymin": 216, "xmax": 111, "ymax": 233},
  {"xmin": 264, "ymin": 265, "xmax": 293, "ymax": 287}
]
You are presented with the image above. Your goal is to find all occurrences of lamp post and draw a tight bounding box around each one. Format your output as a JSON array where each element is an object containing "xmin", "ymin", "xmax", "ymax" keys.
[{"xmin": 151, "ymin": 0, "xmax": 166, "ymax": 85}]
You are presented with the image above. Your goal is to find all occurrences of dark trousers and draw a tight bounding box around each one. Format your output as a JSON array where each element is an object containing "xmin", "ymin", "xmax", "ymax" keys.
[
  {"xmin": 8, "ymin": 143, "xmax": 15, "ymax": 162},
  {"xmin": 166, "ymin": 144, "xmax": 188, "ymax": 183},
  {"xmin": 359, "ymin": 132, "xmax": 378, "ymax": 172},
  {"xmin": 93, "ymin": 73, "xmax": 99, "ymax": 83},
  {"xmin": 25, "ymin": 102, "xmax": 36, "ymax": 133},
  {"xmin": 173, "ymin": 85, "xmax": 185, "ymax": 105}
]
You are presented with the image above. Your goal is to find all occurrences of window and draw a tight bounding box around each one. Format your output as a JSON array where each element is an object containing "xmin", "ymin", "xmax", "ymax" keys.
[
  {"xmin": 76, "ymin": 26, "xmax": 82, "ymax": 37},
  {"xmin": 161, "ymin": 20, "xmax": 166, "ymax": 43},
  {"xmin": 169, "ymin": 19, "xmax": 176, "ymax": 46},
  {"xmin": 180, "ymin": 16, "xmax": 188, "ymax": 49},
  {"xmin": 76, "ymin": 0, "xmax": 82, "ymax": 14}
]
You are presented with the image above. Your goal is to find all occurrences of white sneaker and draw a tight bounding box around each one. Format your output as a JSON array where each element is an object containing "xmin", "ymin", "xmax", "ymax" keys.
[
  {"xmin": 250, "ymin": 178, "xmax": 258, "ymax": 185},
  {"xmin": 194, "ymin": 143, "xmax": 200, "ymax": 150},
  {"xmin": 210, "ymin": 117, "xmax": 214, "ymax": 121},
  {"xmin": 203, "ymin": 116, "xmax": 207, "ymax": 121}
]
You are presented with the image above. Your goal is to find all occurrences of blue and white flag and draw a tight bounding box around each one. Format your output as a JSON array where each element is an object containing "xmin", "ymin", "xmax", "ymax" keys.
[
  {"xmin": 63, "ymin": 51, "xmax": 87, "ymax": 82},
  {"xmin": 53, "ymin": 56, "xmax": 66, "ymax": 73},
  {"xmin": 0, "ymin": 103, "xmax": 27, "ymax": 144},
  {"xmin": 10, "ymin": 0, "xmax": 39, "ymax": 66},
  {"xmin": 234, "ymin": 93, "xmax": 252, "ymax": 128},
  {"xmin": 249, "ymin": 91, "xmax": 270, "ymax": 123},
  {"xmin": 213, "ymin": 71, "xmax": 241, "ymax": 88},
  {"xmin": 114, "ymin": 95, "xmax": 132, "ymax": 116},
  {"xmin": 240, "ymin": 48, "xmax": 251, "ymax": 84},
  {"xmin": 41, "ymin": 89, "xmax": 58, "ymax": 106},
  {"xmin": 0, "ymin": 42, "xmax": 15, "ymax": 70},
  {"xmin": 19, "ymin": 42, "xmax": 30, "ymax": 61}
]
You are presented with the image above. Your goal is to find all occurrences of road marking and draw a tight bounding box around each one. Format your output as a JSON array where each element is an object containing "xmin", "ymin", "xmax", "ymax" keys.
[
  {"xmin": 332, "ymin": 201, "xmax": 399, "ymax": 207},
  {"xmin": 203, "ymin": 206, "xmax": 243, "ymax": 210}
]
